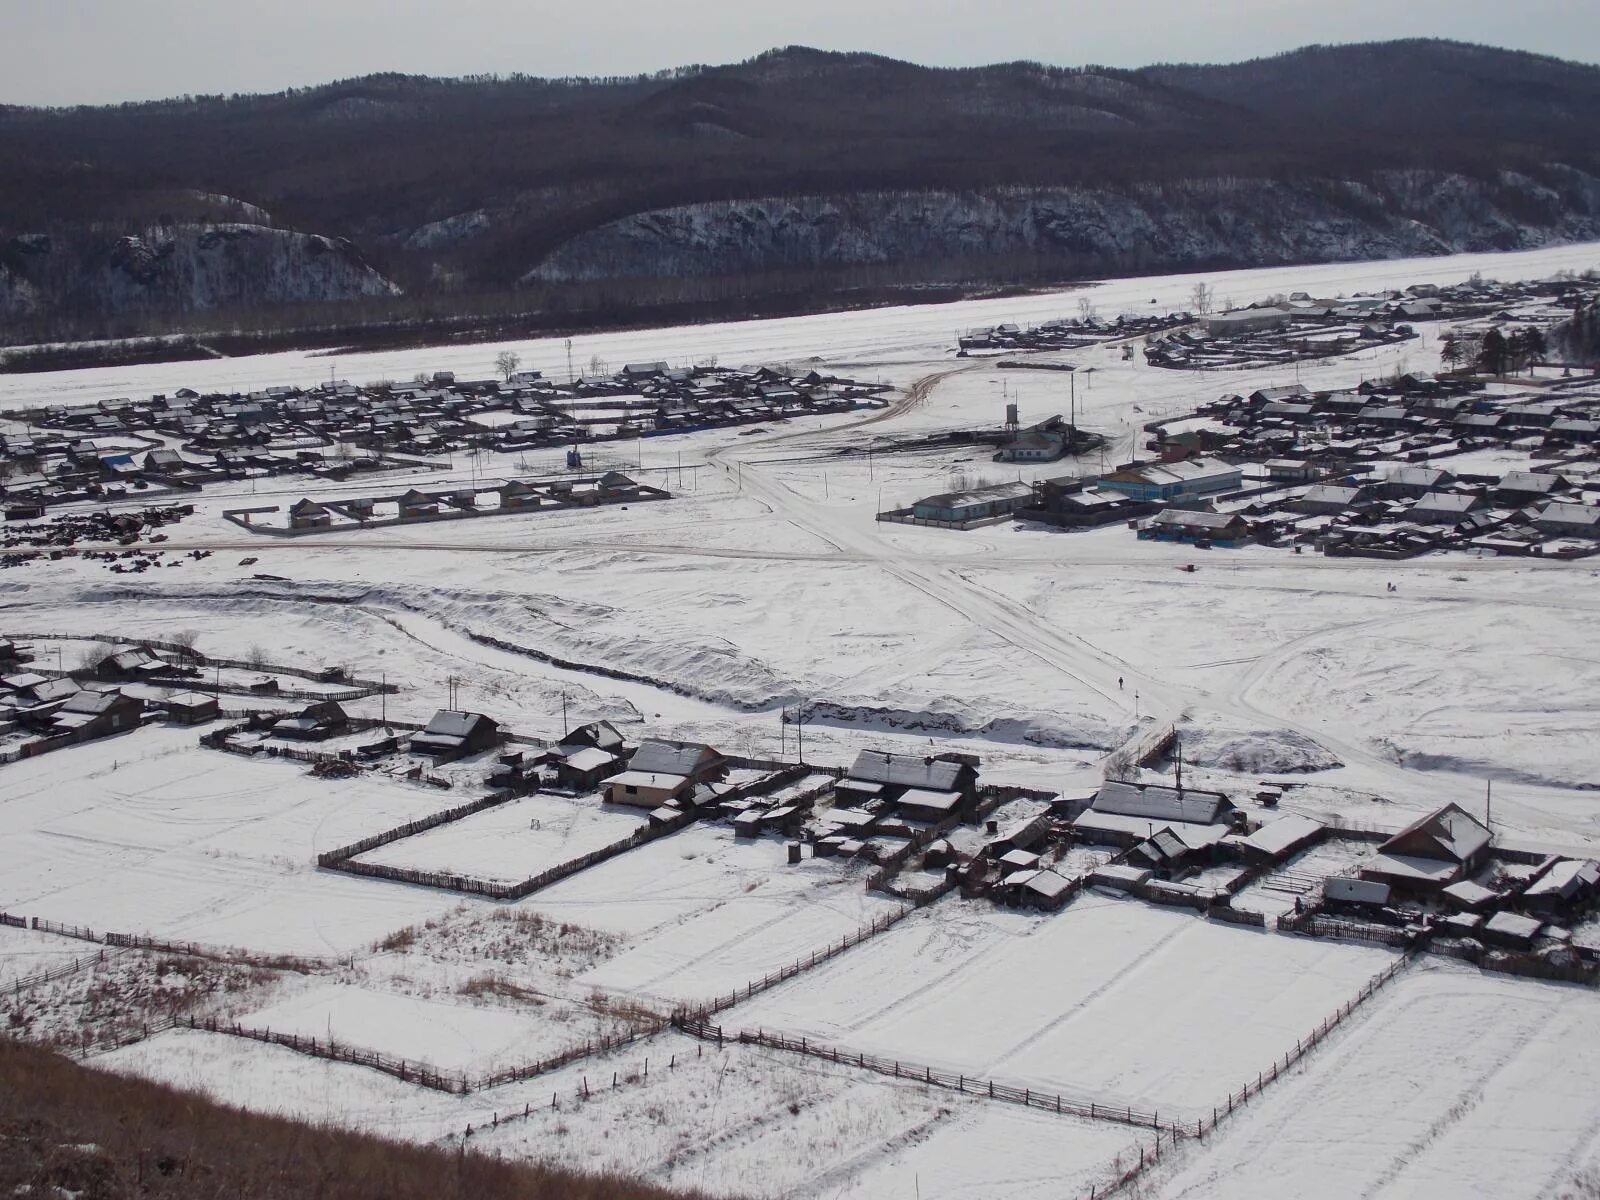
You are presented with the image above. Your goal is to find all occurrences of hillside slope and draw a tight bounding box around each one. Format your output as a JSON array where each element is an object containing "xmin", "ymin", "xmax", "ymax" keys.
[{"xmin": 2, "ymin": 39, "xmax": 1598, "ymax": 342}]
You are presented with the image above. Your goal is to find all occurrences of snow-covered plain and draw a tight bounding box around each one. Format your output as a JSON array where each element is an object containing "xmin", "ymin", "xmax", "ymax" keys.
[{"xmin": 6, "ymin": 242, "xmax": 1600, "ymax": 1197}]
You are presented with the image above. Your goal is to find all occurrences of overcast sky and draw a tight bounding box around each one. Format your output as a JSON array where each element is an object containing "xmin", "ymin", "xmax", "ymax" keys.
[{"xmin": 5, "ymin": 0, "xmax": 1598, "ymax": 107}]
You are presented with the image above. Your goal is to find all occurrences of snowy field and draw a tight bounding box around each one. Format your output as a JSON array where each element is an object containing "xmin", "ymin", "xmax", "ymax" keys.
[
  {"xmin": 7, "ymin": 242, "xmax": 1600, "ymax": 1198},
  {"xmin": 732, "ymin": 897, "xmax": 1396, "ymax": 1119},
  {"xmin": 1145, "ymin": 963, "xmax": 1600, "ymax": 1200},
  {"xmin": 0, "ymin": 727, "xmax": 474, "ymax": 955}
]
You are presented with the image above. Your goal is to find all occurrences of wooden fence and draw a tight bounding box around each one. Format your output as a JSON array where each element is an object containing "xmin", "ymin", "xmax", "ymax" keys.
[
  {"xmin": 675, "ymin": 1016, "xmax": 1188, "ymax": 1137},
  {"xmin": 320, "ymin": 802, "xmax": 698, "ymax": 902},
  {"xmin": 677, "ymin": 906, "xmax": 914, "ymax": 1020},
  {"xmin": 7, "ymin": 949, "xmax": 112, "ymax": 997},
  {"xmin": 1196, "ymin": 952, "xmax": 1411, "ymax": 1137},
  {"xmin": 25, "ymin": 916, "xmax": 342, "ymax": 971},
  {"xmin": 1277, "ymin": 911, "xmax": 1417, "ymax": 949},
  {"xmin": 79, "ymin": 1010, "xmax": 667, "ymax": 1097},
  {"xmin": 1084, "ymin": 950, "xmax": 1415, "ymax": 1199}
]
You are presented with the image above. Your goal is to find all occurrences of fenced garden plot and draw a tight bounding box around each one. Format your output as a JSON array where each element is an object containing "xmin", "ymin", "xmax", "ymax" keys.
[
  {"xmin": 235, "ymin": 981, "xmax": 658, "ymax": 1087},
  {"xmin": 516, "ymin": 822, "xmax": 905, "ymax": 1007},
  {"xmin": 352, "ymin": 794, "xmax": 649, "ymax": 886},
  {"xmin": 468, "ymin": 1029, "xmax": 1155, "ymax": 1200},
  {"xmin": 729, "ymin": 899, "xmax": 1398, "ymax": 1120}
]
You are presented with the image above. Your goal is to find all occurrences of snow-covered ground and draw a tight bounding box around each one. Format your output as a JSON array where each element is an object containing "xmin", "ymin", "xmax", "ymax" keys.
[
  {"xmin": 6, "ymin": 242, "xmax": 1600, "ymax": 1197},
  {"xmin": 1144, "ymin": 962, "xmax": 1600, "ymax": 1200}
]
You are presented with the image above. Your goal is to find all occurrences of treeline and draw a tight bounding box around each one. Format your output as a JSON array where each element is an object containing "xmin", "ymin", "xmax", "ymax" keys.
[{"xmin": 0, "ymin": 1036, "xmax": 721, "ymax": 1200}]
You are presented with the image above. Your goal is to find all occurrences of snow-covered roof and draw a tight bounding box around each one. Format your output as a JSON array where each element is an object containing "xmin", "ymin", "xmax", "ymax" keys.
[
  {"xmin": 561, "ymin": 746, "xmax": 618, "ymax": 772},
  {"xmin": 894, "ymin": 787, "xmax": 962, "ymax": 813},
  {"xmin": 1237, "ymin": 814, "xmax": 1323, "ymax": 859},
  {"xmin": 1379, "ymin": 803, "xmax": 1491, "ymax": 866},
  {"xmin": 629, "ymin": 740, "xmax": 718, "ymax": 776},
  {"xmin": 848, "ymin": 750, "xmax": 965, "ymax": 792},
  {"xmin": 1092, "ymin": 780, "xmax": 1230, "ymax": 825},
  {"xmin": 1484, "ymin": 911, "xmax": 1543, "ymax": 940},
  {"xmin": 608, "ymin": 769, "xmax": 687, "ymax": 791}
]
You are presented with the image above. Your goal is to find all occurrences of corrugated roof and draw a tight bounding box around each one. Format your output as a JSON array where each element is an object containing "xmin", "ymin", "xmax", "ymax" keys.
[
  {"xmin": 629, "ymin": 740, "xmax": 717, "ymax": 776},
  {"xmin": 1092, "ymin": 780, "xmax": 1229, "ymax": 825},
  {"xmin": 848, "ymin": 750, "xmax": 964, "ymax": 791}
]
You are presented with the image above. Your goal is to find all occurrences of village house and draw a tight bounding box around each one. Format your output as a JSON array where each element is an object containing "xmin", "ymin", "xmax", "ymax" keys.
[
  {"xmin": 909, "ymin": 481, "xmax": 1035, "ymax": 524},
  {"xmin": 1374, "ymin": 465, "xmax": 1454, "ymax": 501},
  {"xmin": 94, "ymin": 646, "xmax": 173, "ymax": 683},
  {"xmin": 605, "ymin": 739, "xmax": 725, "ymax": 808},
  {"xmin": 410, "ymin": 710, "xmax": 502, "ymax": 759},
  {"xmin": 1015, "ymin": 477, "xmax": 1156, "ymax": 529},
  {"xmin": 289, "ymin": 498, "xmax": 333, "ymax": 530},
  {"xmin": 1406, "ymin": 492, "xmax": 1483, "ymax": 525},
  {"xmin": 1359, "ymin": 803, "xmax": 1492, "ymax": 893},
  {"xmin": 840, "ymin": 749, "xmax": 980, "ymax": 820},
  {"xmin": 1288, "ymin": 483, "xmax": 1374, "ymax": 516},
  {"xmin": 274, "ymin": 699, "xmax": 351, "ymax": 741},
  {"xmin": 1139, "ymin": 508, "xmax": 1254, "ymax": 546},
  {"xmin": 1096, "ymin": 458, "xmax": 1242, "ymax": 503},
  {"xmin": 1533, "ymin": 502, "xmax": 1600, "ymax": 539},
  {"xmin": 47, "ymin": 688, "xmax": 144, "ymax": 739},
  {"xmin": 1072, "ymin": 779, "xmax": 1236, "ymax": 848},
  {"xmin": 162, "ymin": 691, "xmax": 220, "ymax": 725},
  {"xmin": 1494, "ymin": 471, "xmax": 1573, "ymax": 506}
]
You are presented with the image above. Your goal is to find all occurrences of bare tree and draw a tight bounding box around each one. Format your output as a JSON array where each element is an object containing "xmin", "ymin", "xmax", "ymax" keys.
[
  {"xmin": 1189, "ymin": 281, "xmax": 1215, "ymax": 315},
  {"xmin": 1076, "ymin": 296, "xmax": 1098, "ymax": 324},
  {"xmin": 494, "ymin": 351, "xmax": 521, "ymax": 382}
]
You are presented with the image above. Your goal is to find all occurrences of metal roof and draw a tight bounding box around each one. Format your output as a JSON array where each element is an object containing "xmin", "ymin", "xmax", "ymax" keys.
[{"xmin": 848, "ymin": 750, "xmax": 965, "ymax": 791}]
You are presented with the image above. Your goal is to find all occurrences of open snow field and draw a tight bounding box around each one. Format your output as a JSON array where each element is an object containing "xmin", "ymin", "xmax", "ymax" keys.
[
  {"xmin": 732, "ymin": 896, "xmax": 1395, "ymax": 1119},
  {"xmin": 8, "ymin": 242, "xmax": 1600, "ymax": 1198},
  {"xmin": 1145, "ymin": 962, "xmax": 1600, "ymax": 1200}
]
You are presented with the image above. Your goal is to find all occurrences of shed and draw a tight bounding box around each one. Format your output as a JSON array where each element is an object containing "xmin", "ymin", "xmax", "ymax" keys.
[
  {"xmin": 274, "ymin": 700, "xmax": 350, "ymax": 741},
  {"xmin": 1324, "ymin": 876, "xmax": 1391, "ymax": 910},
  {"xmin": 163, "ymin": 691, "xmax": 220, "ymax": 725}
]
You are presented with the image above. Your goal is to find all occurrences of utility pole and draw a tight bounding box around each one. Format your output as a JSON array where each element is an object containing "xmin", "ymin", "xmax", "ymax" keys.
[
  {"xmin": 1485, "ymin": 778, "xmax": 1492, "ymax": 830},
  {"xmin": 565, "ymin": 339, "xmax": 574, "ymax": 385},
  {"xmin": 796, "ymin": 702, "xmax": 805, "ymax": 765},
  {"xmin": 381, "ymin": 672, "xmax": 387, "ymax": 727},
  {"xmin": 561, "ymin": 692, "xmax": 569, "ymax": 738}
]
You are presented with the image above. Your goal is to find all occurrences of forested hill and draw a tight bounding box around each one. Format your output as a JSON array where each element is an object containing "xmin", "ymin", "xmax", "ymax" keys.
[{"xmin": 3, "ymin": 39, "xmax": 1600, "ymax": 346}]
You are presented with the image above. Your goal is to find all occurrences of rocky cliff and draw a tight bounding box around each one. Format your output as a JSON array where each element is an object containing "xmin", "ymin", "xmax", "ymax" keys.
[
  {"xmin": 527, "ymin": 169, "xmax": 1600, "ymax": 284},
  {"xmin": 0, "ymin": 224, "xmax": 398, "ymax": 327}
]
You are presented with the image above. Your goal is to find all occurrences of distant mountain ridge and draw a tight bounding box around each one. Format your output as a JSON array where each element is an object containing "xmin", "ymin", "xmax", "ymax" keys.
[{"xmin": 2, "ymin": 39, "xmax": 1598, "ymax": 344}]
